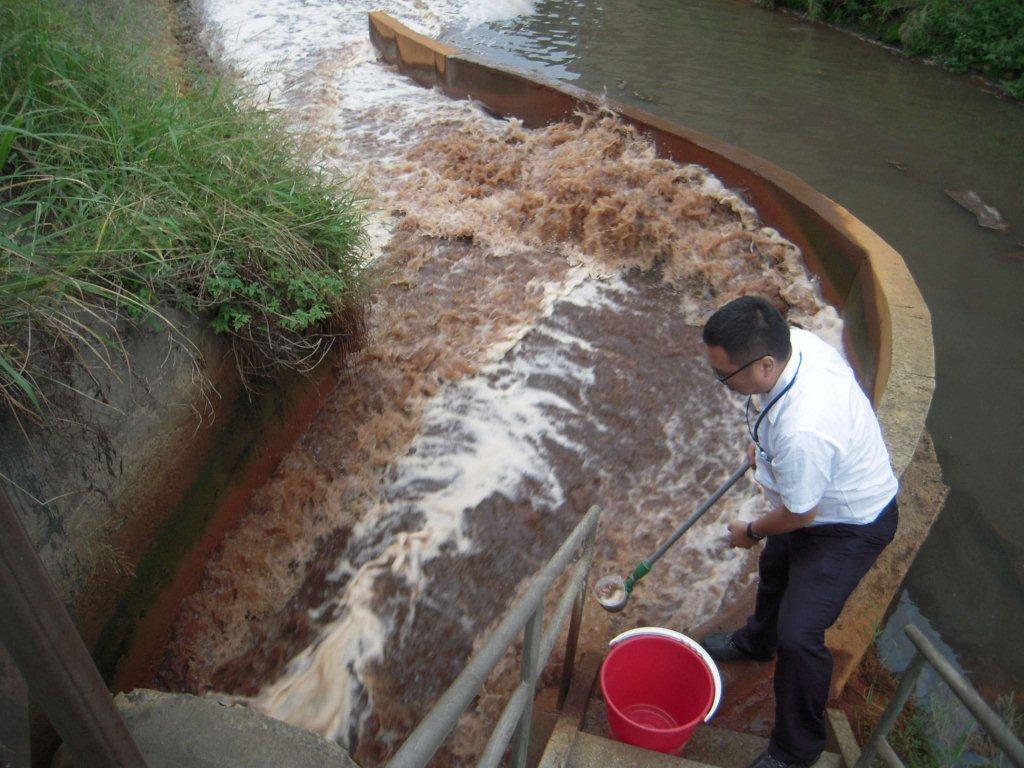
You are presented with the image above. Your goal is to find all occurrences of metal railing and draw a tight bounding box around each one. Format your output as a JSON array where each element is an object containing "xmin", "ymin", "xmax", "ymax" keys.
[
  {"xmin": 855, "ymin": 624, "xmax": 1024, "ymax": 768},
  {"xmin": 385, "ymin": 504, "xmax": 602, "ymax": 768},
  {"xmin": 0, "ymin": 485, "xmax": 149, "ymax": 767}
]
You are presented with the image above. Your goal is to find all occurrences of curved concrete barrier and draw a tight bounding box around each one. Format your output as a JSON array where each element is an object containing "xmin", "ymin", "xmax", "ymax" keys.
[{"xmin": 368, "ymin": 11, "xmax": 936, "ymax": 700}]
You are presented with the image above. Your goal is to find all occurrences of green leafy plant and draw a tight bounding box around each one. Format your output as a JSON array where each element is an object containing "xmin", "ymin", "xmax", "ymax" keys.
[{"xmin": 764, "ymin": 0, "xmax": 1024, "ymax": 97}]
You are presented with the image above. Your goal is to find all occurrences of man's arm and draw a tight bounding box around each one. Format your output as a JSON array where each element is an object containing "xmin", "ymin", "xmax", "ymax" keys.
[
  {"xmin": 727, "ymin": 505, "xmax": 817, "ymax": 548},
  {"xmin": 727, "ymin": 430, "xmax": 834, "ymax": 548}
]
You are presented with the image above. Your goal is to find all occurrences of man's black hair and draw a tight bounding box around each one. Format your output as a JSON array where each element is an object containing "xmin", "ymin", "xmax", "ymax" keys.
[{"xmin": 702, "ymin": 296, "xmax": 792, "ymax": 363}]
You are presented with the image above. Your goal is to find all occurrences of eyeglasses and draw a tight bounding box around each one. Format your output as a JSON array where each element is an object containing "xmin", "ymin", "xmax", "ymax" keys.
[{"xmin": 714, "ymin": 355, "xmax": 766, "ymax": 384}]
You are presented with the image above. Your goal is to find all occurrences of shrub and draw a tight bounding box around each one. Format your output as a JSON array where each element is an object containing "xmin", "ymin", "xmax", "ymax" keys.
[
  {"xmin": 900, "ymin": 0, "xmax": 1024, "ymax": 95},
  {"xmin": 771, "ymin": 0, "xmax": 1024, "ymax": 97}
]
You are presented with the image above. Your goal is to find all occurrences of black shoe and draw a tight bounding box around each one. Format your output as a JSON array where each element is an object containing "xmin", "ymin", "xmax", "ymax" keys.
[
  {"xmin": 700, "ymin": 632, "xmax": 772, "ymax": 663},
  {"xmin": 700, "ymin": 632, "xmax": 749, "ymax": 662},
  {"xmin": 746, "ymin": 749, "xmax": 808, "ymax": 768}
]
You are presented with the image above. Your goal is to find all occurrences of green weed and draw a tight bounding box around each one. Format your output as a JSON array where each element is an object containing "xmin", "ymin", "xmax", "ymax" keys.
[{"xmin": 0, "ymin": 0, "xmax": 368, "ymax": 416}]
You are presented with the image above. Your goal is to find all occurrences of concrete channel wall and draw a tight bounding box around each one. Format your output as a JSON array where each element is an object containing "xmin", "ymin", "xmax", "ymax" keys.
[
  {"xmin": 367, "ymin": 11, "xmax": 937, "ymax": 699},
  {"xmin": 0, "ymin": 313, "xmax": 339, "ymax": 692}
]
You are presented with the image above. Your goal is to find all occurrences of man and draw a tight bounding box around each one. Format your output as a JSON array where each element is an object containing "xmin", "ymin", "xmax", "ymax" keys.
[{"xmin": 700, "ymin": 296, "xmax": 899, "ymax": 768}]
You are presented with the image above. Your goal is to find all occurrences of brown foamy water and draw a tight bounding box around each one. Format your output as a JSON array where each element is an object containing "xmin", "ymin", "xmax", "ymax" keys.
[
  {"xmin": 389, "ymin": 111, "xmax": 837, "ymax": 330},
  {"xmin": 164, "ymin": 5, "xmax": 841, "ymax": 764}
]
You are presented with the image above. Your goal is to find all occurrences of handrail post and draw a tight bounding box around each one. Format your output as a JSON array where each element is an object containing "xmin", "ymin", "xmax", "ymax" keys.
[
  {"xmin": 511, "ymin": 607, "xmax": 543, "ymax": 768},
  {"xmin": 0, "ymin": 487, "xmax": 149, "ymax": 768},
  {"xmin": 857, "ymin": 623, "xmax": 1024, "ymax": 768},
  {"xmin": 0, "ymin": 643, "xmax": 30, "ymax": 767},
  {"xmin": 854, "ymin": 652, "xmax": 925, "ymax": 768},
  {"xmin": 904, "ymin": 625, "xmax": 1024, "ymax": 767},
  {"xmin": 384, "ymin": 505, "xmax": 601, "ymax": 768},
  {"xmin": 558, "ymin": 516, "xmax": 597, "ymax": 708}
]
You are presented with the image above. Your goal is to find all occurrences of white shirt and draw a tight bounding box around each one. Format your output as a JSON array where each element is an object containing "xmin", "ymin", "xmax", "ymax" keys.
[{"xmin": 752, "ymin": 328, "xmax": 898, "ymax": 525}]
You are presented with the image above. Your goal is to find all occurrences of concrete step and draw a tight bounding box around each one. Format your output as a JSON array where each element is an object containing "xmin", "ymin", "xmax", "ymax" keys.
[
  {"xmin": 681, "ymin": 725, "xmax": 842, "ymax": 768},
  {"xmin": 534, "ymin": 648, "xmax": 856, "ymax": 768},
  {"xmin": 540, "ymin": 718, "xmax": 843, "ymax": 768},
  {"xmin": 568, "ymin": 730, "xmax": 716, "ymax": 767},
  {"xmin": 52, "ymin": 689, "xmax": 359, "ymax": 768}
]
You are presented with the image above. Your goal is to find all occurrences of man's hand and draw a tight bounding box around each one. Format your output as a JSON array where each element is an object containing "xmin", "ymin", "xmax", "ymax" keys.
[
  {"xmin": 725, "ymin": 506, "xmax": 817, "ymax": 549},
  {"xmin": 727, "ymin": 520, "xmax": 758, "ymax": 549}
]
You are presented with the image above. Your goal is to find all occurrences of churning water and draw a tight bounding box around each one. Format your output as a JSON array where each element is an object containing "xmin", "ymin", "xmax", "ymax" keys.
[{"xmin": 163, "ymin": 0, "xmax": 841, "ymax": 763}]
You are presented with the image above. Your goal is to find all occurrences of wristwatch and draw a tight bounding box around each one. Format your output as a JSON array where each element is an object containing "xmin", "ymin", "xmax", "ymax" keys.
[{"xmin": 746, "ymin": 521, "xmax": 765, "ymax": 542}]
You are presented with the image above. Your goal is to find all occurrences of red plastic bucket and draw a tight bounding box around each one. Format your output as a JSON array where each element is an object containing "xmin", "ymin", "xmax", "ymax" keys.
[{"xmin": 600, "ymin": 628, "xmax": 721, "ymax": 754}]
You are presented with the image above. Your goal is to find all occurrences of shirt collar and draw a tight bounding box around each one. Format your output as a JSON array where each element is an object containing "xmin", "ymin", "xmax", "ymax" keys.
[{"xmin": 756, "ymin": 351, "xmax": 800, "ymax": 416}]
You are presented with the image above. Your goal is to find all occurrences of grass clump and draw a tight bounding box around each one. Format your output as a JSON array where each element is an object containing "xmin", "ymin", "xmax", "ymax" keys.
[
  {"xmin": 841, "ymin": 644, "xmax": 940, "ymax": 766},
  {"xmin": 841, "ymin": 642, "xmax": 1024, "ymax": 767},
  {"xmin": 757, "ymin": 0, "xmax": 1024, "ymax": 98},
  {"xmin": 1, "ymin": 0, "xmax": 367, "ymax": 416}
]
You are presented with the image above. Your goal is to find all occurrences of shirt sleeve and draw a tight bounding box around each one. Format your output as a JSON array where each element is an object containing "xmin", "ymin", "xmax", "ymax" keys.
[{"xmin": 770, "ymin": 430, "xmax": 838, "ymax": 515}]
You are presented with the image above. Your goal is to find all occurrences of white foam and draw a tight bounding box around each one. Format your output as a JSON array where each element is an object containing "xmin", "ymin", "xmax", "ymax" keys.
[
  {"xmin": 793, "ymin": 303, "xmax": 845, "ymax": 354},
  {"xmin": 462, "ymin": 0, "xmax": 536, "ymax": 27},
  {"xmin": 192, "ymin": 0, "xmax": 502, "ymax": 172},
  {"xmin": 362, "ymin": 211, "xmax": 396, "ymax": 265}
]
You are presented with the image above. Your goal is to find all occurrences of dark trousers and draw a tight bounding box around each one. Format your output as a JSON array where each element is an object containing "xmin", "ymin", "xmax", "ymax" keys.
[{"xmin": 731, "ymin": 499, "xmax": 899, "ymax": 766}]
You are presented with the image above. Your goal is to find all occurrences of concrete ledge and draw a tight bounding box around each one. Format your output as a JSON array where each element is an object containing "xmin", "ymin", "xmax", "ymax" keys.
[{"xmin": 53, "ymin": 689, "xmax": 358, "ymax": 768}]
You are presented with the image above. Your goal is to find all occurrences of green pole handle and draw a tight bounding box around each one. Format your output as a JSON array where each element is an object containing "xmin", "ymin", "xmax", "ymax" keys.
[
  {"xmin": 623, "ymin": 560, "xmax": 651, "ymax": 593},
  {"xmin": 622, "ymin": 459, "xmax": 751, "ymax": 595}
]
